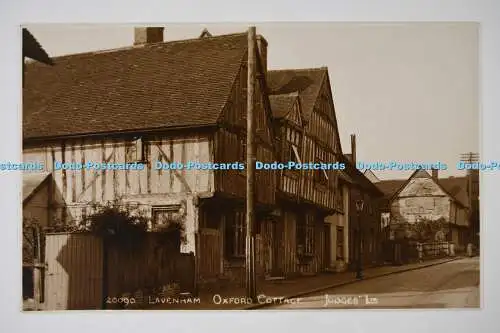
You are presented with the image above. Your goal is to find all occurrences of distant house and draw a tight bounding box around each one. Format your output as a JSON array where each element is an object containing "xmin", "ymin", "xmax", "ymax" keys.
[
  {"xmin": 376, "ymin": 169, "xmax": 471, "ymax": 251},
  {"xmin": 23, "ymin": 173, "xmax": 52, "ymax": 227}
]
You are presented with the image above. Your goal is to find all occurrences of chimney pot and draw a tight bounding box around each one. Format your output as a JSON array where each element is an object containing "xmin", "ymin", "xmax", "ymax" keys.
[
  {"xmin": 256, "ymin": 35, "xmax": 268, "ymax": 73},
  {"xmin": 350, "ymin": 134, "xmax": 357, "ymax": 165},
  {"xmin": 134, "ymin": 27, "xmax": 164, "ymax": 45}
]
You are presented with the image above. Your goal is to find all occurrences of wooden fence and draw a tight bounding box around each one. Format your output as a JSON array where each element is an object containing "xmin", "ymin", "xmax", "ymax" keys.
[
  {"xmin": 418, "ymin": 241, "xmax": 450, "ymax": 258},
  {"xmin": 381, "ymin": 240, "xmax": 451, "ymax": 264},
  {"xmin": 41, "ymin": 232, "xmax": 195, "ymax": 310}
]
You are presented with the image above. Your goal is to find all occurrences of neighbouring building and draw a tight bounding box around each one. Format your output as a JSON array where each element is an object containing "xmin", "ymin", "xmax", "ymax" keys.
[
  {"xmin": 324, "ymin": 169, "xmax": 350, "ymax": 272},
  {"xmin": 376, "ymin": 169, "xmax": 471, "ymax": 253},
  {"xmin": 22, "ymin": 28, "xmax": 53, "ymax": 86},
  {"xmin": 342, "ymin": 135, "xmax": 385, "ymax": 269}
]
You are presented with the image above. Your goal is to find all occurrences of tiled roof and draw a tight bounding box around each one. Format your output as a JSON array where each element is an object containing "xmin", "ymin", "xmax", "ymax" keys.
[
  {"xmin": 23, "ymin": 33, "xmax": 248, "ymax": 140},
  {"xmin": 340, "ymin": 155, "xmax": 383, "ymax": 196},
  {"xmin": 376, "ymin": 179, "xmax": 406, "ymax": 200},
  {"xmin": 376, "ymin": 175, "xmax": 469, "ymax": 208},
  {"xmin": 269, "ymin": 92, "xmax": 298, "ymax": 119},
  {"xmin": 267, "ymin": 68, "xmax": 326, "ymax": 120},
  {"xmin": 439, "ymin": 176, "xmax": 469, "ymax": 208},
  {"xmin": 23, "ymin": 172, "xmax": 51, "ymax": 203}
]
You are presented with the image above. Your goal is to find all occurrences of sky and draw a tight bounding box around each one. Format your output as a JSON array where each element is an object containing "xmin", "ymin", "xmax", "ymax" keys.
[{"xmin": 24, "ymin": 23, "xmax": 479, "ymax": 180}]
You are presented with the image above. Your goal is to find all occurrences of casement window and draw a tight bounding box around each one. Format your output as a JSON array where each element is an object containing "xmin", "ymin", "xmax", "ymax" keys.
[
  {"xmin": 337, "ymin": 184, "xmax": 344, "ymax": 212},
  {"xmin": 225, "ymin": 210, "xmax": 246, "ymax": 258},
  {"xmin": 152, "ymin": 205, "xmax": 182, "ymax": 229},
  {"xmin": 314, "ymin": 147, "xmax": 328, "ymax": 185},
  {"xmin": 125, "ymin": 137, "xmax": 148, "ymax": 163},
  {"xmin": 297, "ymin": 213, "xmax": 315, "ymax": 256},
  {"xmin": 336, "ymin": 226, "xmax": 344, "ymax": 260},
  {"xmin": 284, "ymin": 127, "xmax": 302, "ymax": 163}
]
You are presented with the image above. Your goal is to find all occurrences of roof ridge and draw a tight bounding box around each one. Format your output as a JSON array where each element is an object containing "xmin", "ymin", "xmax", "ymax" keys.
[
  {"xmin": 268, "ymin": 66, "xmax": 328, "ymax": 73},
  {"xmin": 27, "ymin": 32, "xmax": 248, "ymax": 62},
  {"xmin": 270, "ymin": 91, "xmax": 300, "ymax": 97}
]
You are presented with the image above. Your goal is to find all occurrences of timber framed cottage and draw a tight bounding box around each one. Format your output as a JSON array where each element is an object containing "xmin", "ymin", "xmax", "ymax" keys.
[
  {"xmin": 23, "ymin": 26, "xmax": 347, "ymax": 289},
  {"xmin": 265, "ymin": 67, "xmax": 345, "ymax": 277},
  {"xmin": 23, "ymin": 27, "xmax": 277, "ymax": 288}
]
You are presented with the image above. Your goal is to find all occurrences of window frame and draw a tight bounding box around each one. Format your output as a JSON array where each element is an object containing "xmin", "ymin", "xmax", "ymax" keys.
[
  {"xmin": 224, "ymin": 210, "xmax": 246, "ymax": 259},
  {"xmin": 297, "ymin": 213, "xmax": 315, "ymax": 257},
  {"xmin": 151, "ymin": 205, "xmax": 182, "ymax": 230},
  {"xmin": 125, "ymin": 137, "xmax": 148, "ymax": 163},
  {"xmin": 336, "ymin": 226, "xmax": 344, "ymax": 260}
]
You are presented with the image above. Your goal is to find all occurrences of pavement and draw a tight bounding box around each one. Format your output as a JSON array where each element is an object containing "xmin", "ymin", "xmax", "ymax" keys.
[
  {"xmin": 268, "ymin": 256, "xmax": 480, "ymax": 309},
  {"xmin": 145, "ymin": 256, "xmax": 469, "ymax": 310}
]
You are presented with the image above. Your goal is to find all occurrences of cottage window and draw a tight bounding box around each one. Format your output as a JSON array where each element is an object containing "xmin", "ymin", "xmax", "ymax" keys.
[
  {"xmin": 284, "ymin": 127, "xmax": 302, "ymax": 163},
  {"xmin": 336, "ymin": 226, "xmax": 344, "ymax": 260},
  {"xmin": 297, "ymin": 213, "xmax": 315, "ymax": 256},
  {"xmin": 152, "ymin": 205, "xmax": 182, "ymax": 230},
  {"xmin": 126, "ymin": 137, "xmax": 148, "ymax": 163},
  {"xmin": 314, "ymin": 161, "xmax": 328, "ymax": 185},
  {"xmin": 225, "ymin": 210, "xmax": 246, "ymax": 258},
  {"xmin": 314, "ymin": 147, "xmax": 328, "ymax": 185}
]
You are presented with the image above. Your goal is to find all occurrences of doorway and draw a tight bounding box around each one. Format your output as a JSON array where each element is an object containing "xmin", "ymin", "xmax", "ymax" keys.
[{"xmin": 323, "ymin": 224, "xmax": 331, "ymax": 270}]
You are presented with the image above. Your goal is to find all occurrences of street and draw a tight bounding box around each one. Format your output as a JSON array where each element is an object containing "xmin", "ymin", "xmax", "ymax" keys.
[{"xmin": 266, "ymin": 257, "xmax": 480, "ymax": 309}]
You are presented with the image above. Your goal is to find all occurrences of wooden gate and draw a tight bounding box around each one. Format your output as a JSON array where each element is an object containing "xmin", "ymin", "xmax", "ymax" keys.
[{"xmin": 45, "ymin": 233, "xmax": 103, "ymax": 310}]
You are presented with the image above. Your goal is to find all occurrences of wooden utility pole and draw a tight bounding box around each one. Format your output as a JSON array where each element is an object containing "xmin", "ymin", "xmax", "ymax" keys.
[
  {"xmin": 460, "ymin": 152, "xmax": 479, "ymax": 244},
  {"xmin": 246, "ymin": 26, "xmax": 257, "ymax": 300}
]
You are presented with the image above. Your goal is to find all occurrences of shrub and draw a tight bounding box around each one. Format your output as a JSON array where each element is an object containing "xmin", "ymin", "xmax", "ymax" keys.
[{"xmin": 83, "ymin": 202, "xmax": 149, "ymax": 250}]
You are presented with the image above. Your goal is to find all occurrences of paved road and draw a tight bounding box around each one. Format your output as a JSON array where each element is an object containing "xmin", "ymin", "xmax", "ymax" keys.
[{"xmin": 266, "ymin": 257, "xmax": 480, "ymax": 309}]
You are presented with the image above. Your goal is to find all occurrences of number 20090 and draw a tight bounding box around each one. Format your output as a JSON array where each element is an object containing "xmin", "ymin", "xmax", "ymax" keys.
[{"xmin": 105, "ymin": 297, "xmax": 136, "ymax": 305}]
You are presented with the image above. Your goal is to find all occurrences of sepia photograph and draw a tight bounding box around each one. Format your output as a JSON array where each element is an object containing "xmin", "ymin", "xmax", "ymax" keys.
[{"xmin": 21, "ymin": 22, "xmax": 480, "ymax": 311}]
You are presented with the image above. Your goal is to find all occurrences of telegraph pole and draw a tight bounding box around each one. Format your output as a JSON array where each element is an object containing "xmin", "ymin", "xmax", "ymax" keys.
[
  {"xmin": 460, "ymin": 152, "xmax": 479, "ymax": 209},
  {"xmin": 460, "ymin": 152, "xmax": 480, "ymax": 245},
  {"xmin": 246, "ymin": 26, "xmax": 257, "ymax": 300}
]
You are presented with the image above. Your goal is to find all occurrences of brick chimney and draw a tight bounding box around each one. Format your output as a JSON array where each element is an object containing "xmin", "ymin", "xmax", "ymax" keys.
[
  {"xmin": 432, "ymin": 168, "xmax": 439, "ymax": 181},
  {"xmin": 134, "ymin": 27, "xmax": 164, "ymax": 45},
  {"xmin": 256, "ymin": 35, "xmax": 268, "ymax": 73},
  {"xmin": 350, "ymin": 134, "xmax": 356, "ymax": 165}
]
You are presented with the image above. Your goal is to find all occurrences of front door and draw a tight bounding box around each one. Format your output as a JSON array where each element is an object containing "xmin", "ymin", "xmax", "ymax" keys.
[
  {"xmin": 271, "ymin": 220, "xmax": 282, "ymax": 277},
  {"xmin": 262, "ymin": 218, "xmax": 282, "ymax": 277},
  {"xmin": 323, "ymin": 224, "xmax": 331, "ymax": 270}
]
